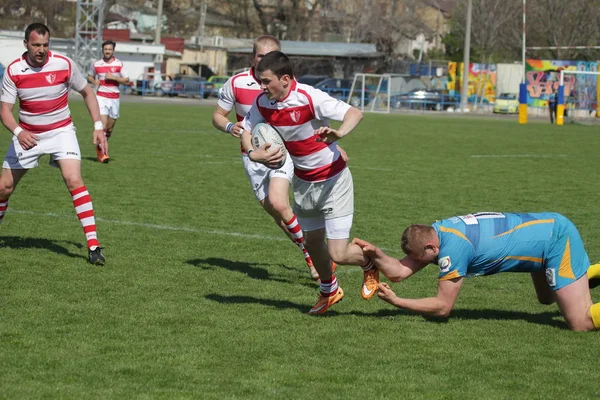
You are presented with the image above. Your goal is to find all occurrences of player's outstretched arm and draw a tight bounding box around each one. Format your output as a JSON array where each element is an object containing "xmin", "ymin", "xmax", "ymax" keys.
[
  {"xmin": 352, "ymin": 238, "xmax": 428, "ymax": 282},
  {"xmin": 315, "ymin": 107, "xmax": 363, "ymax": 144},
  {"xmin": 377, "ymin": 277, "xmax": 464, "ymax": 318}
]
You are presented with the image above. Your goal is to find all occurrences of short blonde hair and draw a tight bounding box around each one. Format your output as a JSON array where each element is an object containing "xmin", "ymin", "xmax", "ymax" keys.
[
  {"xmin": 401, "ymin": 224, "xmax": 435, "ymax": 257},
  {"xmin": 252, "ymin": 35, "xmax": 281, "ymax": 56}
]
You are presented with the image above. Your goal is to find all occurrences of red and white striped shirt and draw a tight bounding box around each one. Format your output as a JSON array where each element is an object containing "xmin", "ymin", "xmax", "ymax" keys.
[
  {"xmin": 243, "ymin": 80, "xmax": 351, "ymax": 182},
  {"xmin": 1, "ymin": 51, "xmax": 87, "ymax": 134},
  {"xmin": 89, "ymin": 58, "xmax": 128, "ymax": 99},
  {"xmin": 217, "ymin": 68, "xmax": 262, "ymax": 154}
]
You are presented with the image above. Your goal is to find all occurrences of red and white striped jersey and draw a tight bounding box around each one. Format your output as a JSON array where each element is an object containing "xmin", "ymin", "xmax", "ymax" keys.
[
  {"xmin": 217, "ymin": 67, "xmax": 261, "ymax": 122},
  {"xmin": 217, "ymin": 67, "xmax": 262, "ymax": 153},
  {"xmin": 1, "ymin": 51, "xmax": 88, "ymax": 134},
  {"xmin": 88, "ymin": 58, "xmax": 128, "ymax": 99},
  {"xmin": 243, "ymin": 80, "xmax": 351, "ymax": 183}
]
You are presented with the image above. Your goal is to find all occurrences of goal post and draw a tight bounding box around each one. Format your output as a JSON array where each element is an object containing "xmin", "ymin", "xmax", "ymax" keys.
[
  {"xmin": 347, "ymin": 73, "xmax": 407, "ymax": 113},
  {"xmin": 557, "ymin": 70, "xmax": 600, "ymax": 125}
]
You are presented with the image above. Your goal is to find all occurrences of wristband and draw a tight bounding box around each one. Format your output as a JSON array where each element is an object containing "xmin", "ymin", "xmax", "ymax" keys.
[
  {"xmin": 94, "ymin": 121, "xmax": 104, "ymax": 130},
  {"xmin": 13, "ymin": 127, "xmax": 23, "ymax": 136},
  {"xmin": 225, "ymin": 122, "xmax": 234, "ymax": 133},
  {"xmin": 247, "ymin": 149, "xmax": 254, "ymax": 160}
]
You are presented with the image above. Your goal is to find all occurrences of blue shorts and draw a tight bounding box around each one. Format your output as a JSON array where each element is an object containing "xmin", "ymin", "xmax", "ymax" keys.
[{"xmin": 544, "ymin": 214, "xmax": 589, "ymax": 290}]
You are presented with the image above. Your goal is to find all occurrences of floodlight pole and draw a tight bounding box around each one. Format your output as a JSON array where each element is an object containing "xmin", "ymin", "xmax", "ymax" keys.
[
  {"xmin": 74, "ymin": 0, "xmax": 105, "ymax": 74},
  {"xmin": 460, "ymin": 0, "xmax": 472, "ymax": 112},
  {"xmin": 153, "ymin": 0, "xmax": 164, "ymax": 84}
]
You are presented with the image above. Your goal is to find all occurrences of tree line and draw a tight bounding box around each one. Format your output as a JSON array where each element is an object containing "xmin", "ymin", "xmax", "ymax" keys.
[{"xmin": 1, "ymin": 0, "xmax": 598, "ymax": 63}]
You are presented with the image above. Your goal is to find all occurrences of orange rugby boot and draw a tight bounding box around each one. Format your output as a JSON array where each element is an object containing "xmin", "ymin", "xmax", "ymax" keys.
[
  {"xmin": 308, "ymin": 287, "xmax": 344, "ymax": 314},
  {"xmin": 361, "ymin": 267, "xmax": 380, "ymax": 300}
]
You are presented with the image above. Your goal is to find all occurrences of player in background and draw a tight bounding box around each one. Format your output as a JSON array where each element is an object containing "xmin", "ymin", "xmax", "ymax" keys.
[
  {"xmin": 0, "ymin": 23, "xmax": 107, "ymax": 265},
  {"xmin": 87, "ymin": 40, "xmax": 129, "ymax": 163},
  {"xmin": 240, "ymin": 51, "xmax": 377, "ymax": 314},
  {"xmin": 211, "ymin": 36, "xmax": 320, "ymax": 280},
  {"xmin": 354, "ymin": 212, "xmax": 600, "ymax": 331}
]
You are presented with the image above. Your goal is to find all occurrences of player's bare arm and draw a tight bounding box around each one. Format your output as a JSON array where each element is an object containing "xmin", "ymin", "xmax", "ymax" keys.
[
  {"xmin": 377, "ymin": 277, "xmax": 464, "ymax": 318},
  {"xmin": 212, "ymin": 106, "xmax": 243, "ymax": 138},
  {"xmin": 315, "ymin": 107, "xmax": 363, "ymax": 143},
  {"xmin": 104, "ymin": 73, "xmax": 130, "ymax": 85},
  {"xmin": 1, "ymin": 101, "xmax": 38, "ymax": 150},
  {"xmin": 353, "ymin": 238, "xmax": 428, "ymax": 282},
  {"xmin": 79, "ymin": 85, "xmax": 107, "ymax": 153},
  {"xmin": 86, "ymin": 74, "xmax": 99, "ymax": 87}
]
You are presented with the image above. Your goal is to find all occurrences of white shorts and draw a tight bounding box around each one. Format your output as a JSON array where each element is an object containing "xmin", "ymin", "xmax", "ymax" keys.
[
  {"xmin": 97, "ymin": 96, "xmax": 120, "ymax": 119},
  {"xmin": 3, "ymin": 125, "xmax": 81, "ymax": 169},
  {"xmin": 242, "ymin": 152, "xmax": 293, "ymax": 202},
  {"xmin": 292, "ymin": 167, "xmax": 354, "ymax": 239}
]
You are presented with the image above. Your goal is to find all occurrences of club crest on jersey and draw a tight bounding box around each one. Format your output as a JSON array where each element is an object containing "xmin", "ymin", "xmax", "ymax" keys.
[
  {"xmin": 438, "ymin": 256, "xmax": 452, "ymax": 273},
  {"xmin": 290, "ymin": 110, "xmax": 300, "ymax": 123},
  {"xmin": 45, "ymin": 73, "xmax": 56, "ymax": 84},
  {"xmin": 111, "ymin": 67, "xmax": 117, "ymax": 72}
]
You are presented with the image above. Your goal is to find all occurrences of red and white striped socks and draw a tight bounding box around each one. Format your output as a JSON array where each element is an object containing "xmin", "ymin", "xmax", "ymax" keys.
[
  {"xmin": 320, "ymin": 276, "xmax": 339, "ymax": 297},
  {"xmin": 70, "ymin": 186, "xmax": 100, "ymax": 250},
  {"xmin": 0, "ymin": 198, "xmax": 7, "ymax": 223},
  {"xmin": 284, "ymin": 215, "xmax": 313, "ymax": 265}
]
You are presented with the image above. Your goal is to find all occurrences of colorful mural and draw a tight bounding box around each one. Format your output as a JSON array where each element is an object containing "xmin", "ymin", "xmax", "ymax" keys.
[
  {"xmin": 447, "ymin": 62, "xmax": 497, "ymax": 103},
  {"xmin": 525, "ymin": 60, "xmax": 598, "ymax": 109}
]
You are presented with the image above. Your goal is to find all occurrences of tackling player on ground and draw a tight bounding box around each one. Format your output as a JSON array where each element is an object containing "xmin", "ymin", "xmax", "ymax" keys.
[
  {"xmin": 0, "ymin": 23, "xmax": 107, "ymax": 265},
  {"xmin": 87, "ymin": 40, "xmax": 130, "ymax": 163},
  {"xmin": 355, "ymin": 211, "xmax": 600, "ymax": 331}
]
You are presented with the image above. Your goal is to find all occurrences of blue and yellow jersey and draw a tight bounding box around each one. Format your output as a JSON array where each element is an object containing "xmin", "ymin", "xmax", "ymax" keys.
[{"xmin": 433, "ymin": 212, "xmax": 583, "ymax": 283}]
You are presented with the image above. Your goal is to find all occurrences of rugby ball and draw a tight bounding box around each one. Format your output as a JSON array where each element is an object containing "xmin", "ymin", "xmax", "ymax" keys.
[{"xmin": 251, "ymin": 123, "xmax": 287, "ymax": 169}]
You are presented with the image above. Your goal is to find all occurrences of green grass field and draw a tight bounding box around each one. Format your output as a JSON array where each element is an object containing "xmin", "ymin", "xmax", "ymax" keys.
[{"xmin": 1, "ymin": 100, "xmax": 599, "ymax": 399}]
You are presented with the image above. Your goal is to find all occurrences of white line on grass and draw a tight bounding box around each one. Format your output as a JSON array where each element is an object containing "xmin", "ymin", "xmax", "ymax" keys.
[
  {"xmin": 9, "ymin": 209, "xmax": 397, "ymax": 255},
  {"xmin": 471, "ymin": 154, "xmax": 568, "ymax": 158}
]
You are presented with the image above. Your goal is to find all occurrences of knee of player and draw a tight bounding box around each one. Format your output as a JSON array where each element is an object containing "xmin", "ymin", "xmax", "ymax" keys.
[
  {"xmin": 566, "ymin": 319, "xmax": 596, "ymax": 332},
  {"xmin": 267, "ymin": 197, "xmax": 290, "ymax": 216},
  {"xmin": 63, "ymin": 175, "xmax": 84, "ymax": 190},
  {"xmin": 0, "ymin": 181, "xmax": 16, "ymax": 197}
]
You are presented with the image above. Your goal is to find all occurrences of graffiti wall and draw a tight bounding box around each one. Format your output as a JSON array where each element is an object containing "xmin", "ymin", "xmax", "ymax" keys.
[
  {"xmin": 525, "ymin": 60, "xmax": 598, "ymax": 109},
  {"xmin": 447, "ymin": 62, "xmax": 497, "ymax": 103}
]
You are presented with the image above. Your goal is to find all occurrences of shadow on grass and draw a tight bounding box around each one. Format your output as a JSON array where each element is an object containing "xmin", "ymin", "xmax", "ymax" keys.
[
  {"xmin": 0, "ymin": 235, "xmax": 86, "ymax": 261},
  {"xmin": 449, "ymin": 308, "xmax": 566, "ymax": 329},
  {"xmin": 205, "ymin": 293, "xmax": 568, "ymax": 328},
  {"xmin": 187, "ymin": 257, "xmax": 316, "ymax": 289}
]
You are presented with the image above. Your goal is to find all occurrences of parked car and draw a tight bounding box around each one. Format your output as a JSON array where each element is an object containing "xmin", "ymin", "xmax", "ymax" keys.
[
  {"xmin": 206, "ymin": 75, "xmax": 230, "ymax": 97},
  {"xmin": 297, "ymin": 74, "xmax": 329, "ymax": 86},
  {"xmin": 392, "ymin": 88, "xmax": 458, "ymax": 111},
  {"xmin": 493, "ymin": 93, "xmax": 519, "ymax": 114},
  {"xmin": 156, "ymin": 75, "xmax": 210, "ymax": 98}
]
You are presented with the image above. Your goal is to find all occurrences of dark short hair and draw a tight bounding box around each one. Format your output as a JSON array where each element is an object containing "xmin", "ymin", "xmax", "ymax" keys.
[
  {"xmin": 256, "ymin": 51, "xmax": 294, "ymax": 79},
  {"xmin": 102, "ymin": 40, "xmax": 116, "ymax": 49},
  {"xmin": 25, "ymin": 23, "xmax": 50, "ymax": 41}
]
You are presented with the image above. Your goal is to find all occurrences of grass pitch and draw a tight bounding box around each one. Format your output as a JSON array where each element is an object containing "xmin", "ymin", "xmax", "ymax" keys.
[{"xmin": 1, "ymin": 101, "xmax": 599, "ymax": 399}]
